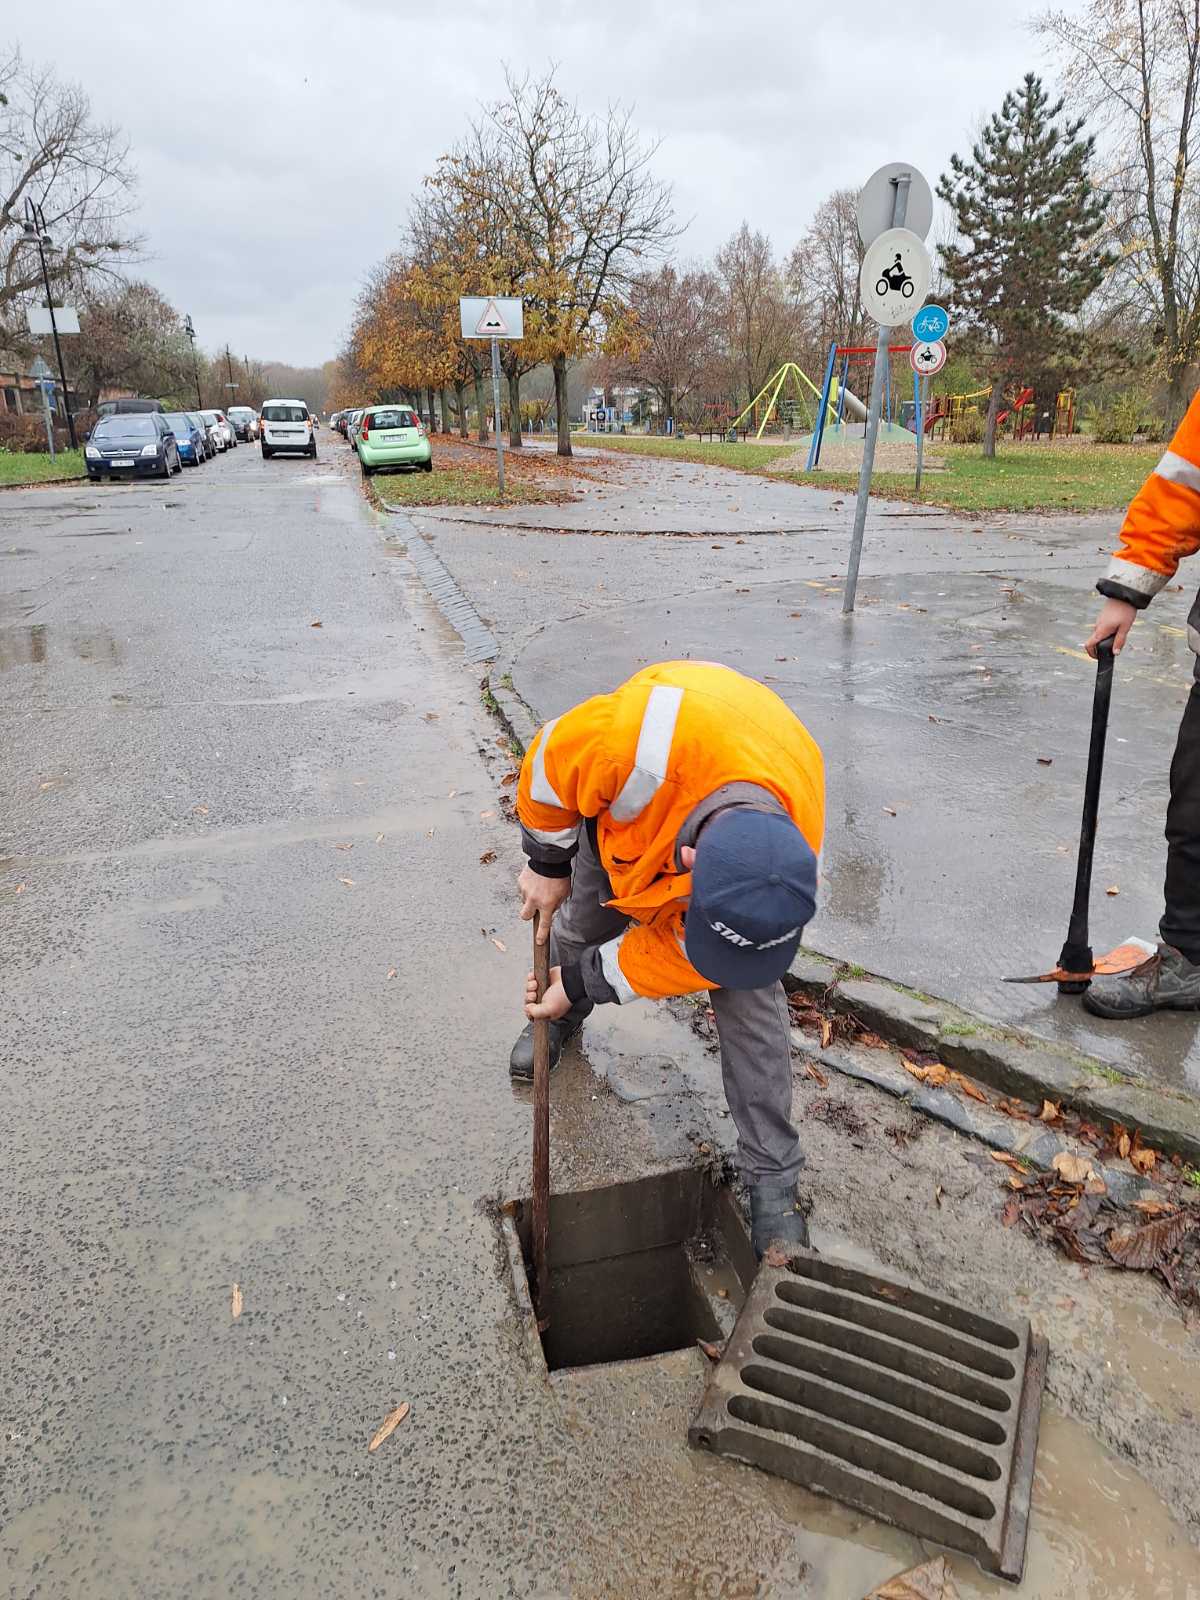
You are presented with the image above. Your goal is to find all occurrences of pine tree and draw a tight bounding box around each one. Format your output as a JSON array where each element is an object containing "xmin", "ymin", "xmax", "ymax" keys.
[{"xmin": 937, "ymin": 73, "xmax": 1111, "ymax": 457}]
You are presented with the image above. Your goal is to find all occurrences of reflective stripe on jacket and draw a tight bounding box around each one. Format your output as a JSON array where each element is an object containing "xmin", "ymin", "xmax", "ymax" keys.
[
  {"xmin": 517, "ymin": 661, "xmax": 825, "ymax": 1000},
  {"xmin": 1099, "ymin": 391, "xmax": 1200, "ymax": 649}
]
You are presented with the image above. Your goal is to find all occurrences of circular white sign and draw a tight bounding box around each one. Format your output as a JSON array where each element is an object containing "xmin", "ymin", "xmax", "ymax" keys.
[
  {"xmin": 857, "ymin": 162, "xmax": 933, "ymax": 247},
  {"xmin": 860, "ymin": 229, "xmax": 932, "ymax": 327},
  {"xmin": 910, "ymin": 339, "xmax": 947, "ymax": 376}
]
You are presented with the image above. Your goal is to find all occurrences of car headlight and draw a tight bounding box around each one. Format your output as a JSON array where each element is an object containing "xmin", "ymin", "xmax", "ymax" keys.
[
  {"xmin": 85, "ymin": 446, "xmax": 100, "ymax": 459},
  {"xmin": 141, "ymin": 442, "xmax": 160, "ymax": 457}
]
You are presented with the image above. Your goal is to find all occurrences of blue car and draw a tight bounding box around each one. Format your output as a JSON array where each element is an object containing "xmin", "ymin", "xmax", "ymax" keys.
[{"xmin": 164, "ymin": 411, "xmax": 206, "ymax": 467}]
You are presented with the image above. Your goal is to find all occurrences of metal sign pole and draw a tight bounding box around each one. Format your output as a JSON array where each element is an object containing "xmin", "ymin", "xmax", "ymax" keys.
[
  {"xmin": 844, "ymin": 174, "xmax": 910, "ymax": 615},
  {"xmin": 915, "ymin": 374, "xmax": 927, "ymax": 494},
  {"xmin": 40, "ymin": 380, "xmax": 55, "ymax": 459},
  {"xmin": 489, "ymin": 334, "xmax": 505, "ymax": 496}
]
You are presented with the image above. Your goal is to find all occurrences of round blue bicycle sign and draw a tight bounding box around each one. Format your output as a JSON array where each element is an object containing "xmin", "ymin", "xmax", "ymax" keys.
[{"xmin": 911, "ymin": 303, "xmax": 949, "ymax": 342}]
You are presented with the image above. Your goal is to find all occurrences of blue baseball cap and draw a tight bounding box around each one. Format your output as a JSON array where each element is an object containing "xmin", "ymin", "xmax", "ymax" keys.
[{"xmin": 684, "ymin": 809, "xmax": 818, "ymax": 990}]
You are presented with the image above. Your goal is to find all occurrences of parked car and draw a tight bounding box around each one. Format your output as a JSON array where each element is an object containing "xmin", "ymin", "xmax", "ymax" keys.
[
  {"xmin": 85, "ymin": 412, "xmax": 181, "ymax": 481},
  {"xmin": 163, "ymin": 411, "xmax": 207, "ymax": 467},
  {"xmin": 199, "ymin": 409, "xmax": 235, "ymax": 450},
  {"xmin": 96, "ymin": 397, "xmax": 165, "ymax": 417},
  {"xmin": 226, "ymin": 405, "xmax": 259, "ymax": 441},
  {"xmin": 260, "ymin": 398, "xmax": 317, "ymax": 459},
  {"xmin": 355, "ymin": 404, "xmax": 432, "ymax": 476},
  {"xmin": 347, "ymin": 408, "xmax": 365, "ymax": 442},
  {"xmin": 333, "ymin": 410, "xmax": 350, "ymax": 437},
  {"xmin": 188, "ymin": 412, "xmax": 216, "ymax": 460}
]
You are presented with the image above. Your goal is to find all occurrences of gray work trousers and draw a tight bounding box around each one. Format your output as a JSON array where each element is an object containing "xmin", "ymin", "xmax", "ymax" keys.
[{"xmin": 550, "ymin": 827, "xmax": 803, "ymax": 1186}]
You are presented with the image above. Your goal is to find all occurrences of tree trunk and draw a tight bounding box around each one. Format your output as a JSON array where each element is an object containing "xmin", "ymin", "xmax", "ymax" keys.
[
  {"xmin": 507, "ymin": 370, "xmax": 523, "ymax": 448},
  {"xmin": 982, "ymin": 376, "xmax": 1004, "ymax": 459},
  {"xmin": 474, "ymin": 372, "xmax": 488, "ymax": 442},
  {"xmin": 664, "ymin": 386, "xmax": 673, "ymax": 435},
  {"xmin": 453, "ymin": 380, "xmax": 468, "ymax": 439},
  {"xmin": 1167, "ymin": 362, "xmax": 1190, "ymax": 434},
  {"xmin": 553, "ymin": 354, "xmax": 571, "ymax": 457},
  {"xmin": 439, "ymin": 388, "xmax": 451, "ymax": 436}
]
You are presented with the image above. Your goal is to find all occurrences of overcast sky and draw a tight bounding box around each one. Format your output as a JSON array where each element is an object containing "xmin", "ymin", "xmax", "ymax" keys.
[{"xmin": 18, "ymin": 0, "xmax": 1084, "ymax": 368}]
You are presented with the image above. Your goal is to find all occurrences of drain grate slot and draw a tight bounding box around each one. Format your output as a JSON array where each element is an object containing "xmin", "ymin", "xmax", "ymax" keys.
[
  {"xmin": 691, "ymin": 1250, "xmax": 1047, "ymax": 1582},
  {"xmin": 750, "ymin": 1335, "xmax": 1008, "ymax": 1445},
  {"xmin": 772, "ymin": 1280, "xmax": 1017, "ymax": 1380},
  {"xmin": 759, "ymin": 1302, "xmax": 1012, "ymax": 1411}
]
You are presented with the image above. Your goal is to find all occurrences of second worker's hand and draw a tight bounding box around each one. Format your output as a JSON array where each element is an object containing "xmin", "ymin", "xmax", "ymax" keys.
[
  {"xmin": 1084, "ymin": 596, "xmax": 1138, "ymax": 658},
  {"xmin": 525, "ymin": 965, "xmax": 571, "ymax": 1021},
  {"xmin": 517, "ymin": 864, "xmax": 571, "ymax": 943}
]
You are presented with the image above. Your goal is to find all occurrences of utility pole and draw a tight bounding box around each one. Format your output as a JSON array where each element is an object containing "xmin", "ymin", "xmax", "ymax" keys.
[
  {"xmin": 224, "ymin": 344, "xmax": 237, "ymax": 411},
  {"xmin": 490, "ymin": 335, "xmax": 505, "ymax": 495},
  {"xmin": 184, "ymin": 316, "xmax": 203, "ymax": 408},
  {"xmin": 23, "ymin": 199, "xmax": 76, "ymax": 448}
]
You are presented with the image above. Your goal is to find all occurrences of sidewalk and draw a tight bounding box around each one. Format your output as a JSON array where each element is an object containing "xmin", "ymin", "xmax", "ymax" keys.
[{"xmin": 408, "ymin": 444, "xmax": 1200, "ymax": 1095}]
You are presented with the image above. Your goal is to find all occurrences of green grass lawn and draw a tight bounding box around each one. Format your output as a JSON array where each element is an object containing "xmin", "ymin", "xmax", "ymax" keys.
[
  {"xmin": 0, "ymin": 449, "xmax": 85, "ymax": 486},
  {"xmin": 584, "ymin": 433, "xmax": 1161, "ymax": 513},
  {"xmin": 370, "ymin": 461, "xmax": 563, "ymax": 508}
]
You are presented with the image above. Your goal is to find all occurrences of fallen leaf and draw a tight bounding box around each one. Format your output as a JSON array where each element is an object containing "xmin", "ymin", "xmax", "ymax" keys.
[
  {"xmin": 934, "ymin": 1184, "xmax": 944, "ymax": 1208},
  {"xmin": 990, "ymin": 1150, "xmax": 1026, "ymax": 1171},
  {"xmin": 1006, "ymin": 1174, "xmax": 1026, "ymax": 1189},
  {"xmin": 230, "ymin": 1283, "xmax": 243, "ymax": 1319},
  {"xmin": 1117, "ymin": 1130, "xmax": 1131, "ymax": 1160},
  {"xmin": 867, "ymin": 1554, "xmax": 959, "ymax": 1599},
  {"xmin": 1000, "ymin": 1199, "xmax": 1020, "ymax": 1227},
  {"xmin": 697, "ymin": 1338, "xmax": 722, "ymax": 1363},
  {"xmin": 903, "ymin": 1060, "xmax": 949, "ymax": 1087},
  {"xmin": 367, "ymin": 1401, "xmax": 410, "ymax": 1453},
  {"xmin": 819, "ymin": 1016, "xmax": 834, "ymax": 1049},
  {"xmin": 1051, "ymin": 1152, "xmax": 1094, "ymax": 1184},
  {"xmin": 803, "ymin": 1060, "xmax": 828, "ymax": 1087},
  {"xmin": 447, "ymin": 788, "xmax": 457, "ymax": 798},
  {"xmin": 422, "ymin": 712, "xmax": 439, "ymax": 722},
  {"xmin": 14, "ymin": 883, "xmax": 25, "ymax": 895},
  {"xmin": 386, "ymin": 967, "xmax": 397, "ymax": 980},
  {"xmin": 480, "ymin": 809, "xmax": 496, "ymax": 821},
  {"xmin": 949, "ymin": 1070, "xmax": 987, "ymax": 1103},
  {"xmin": 1133, "ymin": 1198, "xmax": 1177, "ymax": 1216},
  {"xmin": 1040, "ymin": 1100, "xmax": 1060, "ymax": 1123},
  {"xmin": 1106, "ymin": 1212, "xmax": 1196, "ymax": 1271},
  {"xmin": 338, "ymin": 876, "xmax": 356, "ymax": 887},
  {"xmin": 333, "ymin": 842, "xmax": 353, "ymax": 851},
  {"xmin": 882, "ymin": 805, "xmax": 898, "ymax": 817},
  {"xmin": 1105, "ymin": 885, "xmax": 1121, "ymax": 897},
  {"xmin": 375, "ymin": 833, "xmax": 385, "ymax": 844},
  {"xmin": 309, "ymin": 619, "xmax": 322, "ymax": 628},
  {"xmin": 1130, "ymin": 1144, "xmax": 1156, "ymax": 1174},
  {"xmin": 479, "ymin": 850, "xmax": 497, "ymax": 865},
  {"xmin": 491, "ymin": 937, "xmax": 507, "ymax": 953},
  {"xmin": 1036, "ymin": 756, "xmax": 1053, "ymax": 766},
  {"xmin": 500, "ymin": 771, "xmax": 518, "ymax": 787},
  {"xmin": 193, "ymin": 804, "xmax": 209, "ymax": 815}
]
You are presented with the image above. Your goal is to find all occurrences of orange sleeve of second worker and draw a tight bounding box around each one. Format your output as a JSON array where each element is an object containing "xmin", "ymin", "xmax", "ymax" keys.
[
  {"xmin": 611, "ymin": 913, "xmax": 712, "ymax": 1001},
  {"xmin": 1111, "ymin": 390, "xmax": 1200, "ymax": 587}
]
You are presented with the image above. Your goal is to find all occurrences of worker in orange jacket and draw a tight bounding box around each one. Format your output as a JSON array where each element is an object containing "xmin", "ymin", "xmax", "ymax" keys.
[
  {"xmin": 511, "ymin": 660, "xmax": 824, "ymax": 1257},
  {"xmin": 1085, "ymin": 390, "xmax": 1200, "ymax": 1017}
]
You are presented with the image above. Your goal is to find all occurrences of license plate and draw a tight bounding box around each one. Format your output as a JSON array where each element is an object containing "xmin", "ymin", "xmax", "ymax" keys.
[{"xmin": 112, "ymin": 458, "xmax": 135, "ymax": 467}]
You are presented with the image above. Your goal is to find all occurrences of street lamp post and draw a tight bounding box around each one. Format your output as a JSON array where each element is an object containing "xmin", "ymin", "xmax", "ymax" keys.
[
  {"xmin": 184, "ymin": 316, "xmax": 203, "ymax": 409},
  {"xmin": 23, "ymin": 199, "xmax": 77, "ymax": 448}
]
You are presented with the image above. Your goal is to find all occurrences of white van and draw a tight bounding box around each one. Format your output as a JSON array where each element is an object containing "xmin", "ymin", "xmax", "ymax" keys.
[{"xmin": 260, "ymin": 398, "xmax": 316, "ymax": 460}]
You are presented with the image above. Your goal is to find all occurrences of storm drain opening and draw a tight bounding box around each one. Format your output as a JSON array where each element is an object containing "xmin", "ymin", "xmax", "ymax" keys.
[
  {"xmin": 689, "ymin": 1251, "xmax": 1047, "ymax": 1583},
  {"xmin": 501, "ymin": 1168, "xmax": 757, "ymax": 1373}
]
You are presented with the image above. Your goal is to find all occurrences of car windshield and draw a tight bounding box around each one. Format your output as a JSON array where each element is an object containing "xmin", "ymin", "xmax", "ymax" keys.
[
  {"xmin": 370, "ymin": 409, "xmax": 417, "ymax": 429},
  {"xmin": 94, "ymin": 416, "xmax": 157, "ymax": 441},
  {"xmin": 200, "ymin": 412, "xmax": 219, "ymax": 424},
  {"xmin": 228, "ymin": 408, "xmax": 253, "ymax": 421},
  {"xmin": 263, "ymin": 404, "xmax": 307, "ymax": 422},
  {"xmin": 164, "ymin": 413, "xmax": 193, "ymax": 432}
]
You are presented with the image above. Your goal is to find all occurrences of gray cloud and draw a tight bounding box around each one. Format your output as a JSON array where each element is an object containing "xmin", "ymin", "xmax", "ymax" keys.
[{"xmin": 18, "ymin": 0, "xmax": 1081, "ymax": 365}]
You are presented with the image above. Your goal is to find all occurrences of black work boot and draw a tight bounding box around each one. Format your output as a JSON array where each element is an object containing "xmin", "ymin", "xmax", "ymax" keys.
[
  {"xmin": 509, "ymin": 1005, "xmax": 591, "ymax": 1080},
  {"xmin": 1083, "ymin": 943, "xmax": 1200, "ymax": 1019},
  {"xmin": 749, "ymin": 1180, "xmax": 811, "ymax": 1260}
]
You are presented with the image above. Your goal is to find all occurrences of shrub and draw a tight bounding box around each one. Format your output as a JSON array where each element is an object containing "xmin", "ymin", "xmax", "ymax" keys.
[
  {"xmin": 1091, "ymin": 389, "xmax": 1165, "ymax": 445},
  {"xmin": 948, "ymin": 411, "xmax": 984, "ymax": 444}
]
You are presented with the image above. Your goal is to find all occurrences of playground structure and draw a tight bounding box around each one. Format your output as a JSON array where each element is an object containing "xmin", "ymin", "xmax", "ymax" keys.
[
  {"xmin": 924, "ymin": 385, "xmax": 1076, "ymax": 441},
  {"xmin": 806, "ymin": 340, "xmax": 925, "ymax": 470},
  {"xmin": 729, "ymin": 361, "xmax": 867, "ymax": 441}
]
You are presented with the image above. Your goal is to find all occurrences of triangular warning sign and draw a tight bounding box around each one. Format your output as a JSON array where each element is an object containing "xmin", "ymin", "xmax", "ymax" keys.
[{"xmin": 475, "ymin": 298, "xmax": 508, "ymax": 336}]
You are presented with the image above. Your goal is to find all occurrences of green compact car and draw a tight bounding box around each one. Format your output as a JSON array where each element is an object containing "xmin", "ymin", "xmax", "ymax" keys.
[{"xmin": 356, "ymin": 404, "xmax": 433, "ymax": 476}]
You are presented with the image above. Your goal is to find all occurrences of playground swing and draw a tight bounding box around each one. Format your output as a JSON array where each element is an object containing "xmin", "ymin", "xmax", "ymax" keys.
[
  {"xmin": 729, "ymin": 362, "xmax": 834, "ymax": 440},
  {"xmin": 806, "ymin": 339, "xmax": 924, "ymax": 470}
]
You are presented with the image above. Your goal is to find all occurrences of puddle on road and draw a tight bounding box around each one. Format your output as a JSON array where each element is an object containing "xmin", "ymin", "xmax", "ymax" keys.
[{"xmin": 0, "ymin": 622, "xmax": 123, "ymax": 670}]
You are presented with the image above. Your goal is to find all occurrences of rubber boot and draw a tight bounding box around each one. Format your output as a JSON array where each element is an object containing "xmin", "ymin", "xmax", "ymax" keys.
[
  {"xmin": 749, "ymin": 1179, "xmax": 810, "ymax": 1260},
  {"xmin": 509, "ymin": 1003, "xmax": 592, "ymax": 1080}
]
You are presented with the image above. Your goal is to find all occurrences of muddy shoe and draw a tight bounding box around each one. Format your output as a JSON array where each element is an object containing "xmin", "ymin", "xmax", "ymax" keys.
[
  {"xmin": 1083, "ymin": 943, "xmax": 1200, "ymax": 1020},
  {"xmin": 509, "ymin": 1007, "xmax": 590, "ymax": 1080},
  {"xmin": 749, "ymin": 1180, "xmax": 810, "ymax": 1260}
]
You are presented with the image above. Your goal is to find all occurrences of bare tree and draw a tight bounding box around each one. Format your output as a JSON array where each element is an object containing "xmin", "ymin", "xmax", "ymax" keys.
[
  {"xmin": 487, "ymin": 67, "xmax": 678, "ymax": 455},
  {"xmin": 1040, "ymin": 0, "xmax": 1200, "ymax": 425},
  {"xmin": 611, "ymin": 263, "xmax": 722, "ymax": 429},
  {"xmin": 787, "ymin": 189, "xmax": 867, "ymax": 355},
  {"xmin": 716, "ymin": 223, "xmax": 799, "ymax": 413},
  {"xmin": 0, "ymin": 49, "xmax": 141, "ymax": 350}
]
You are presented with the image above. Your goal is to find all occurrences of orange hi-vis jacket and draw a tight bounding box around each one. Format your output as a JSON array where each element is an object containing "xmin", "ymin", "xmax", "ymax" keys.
[
  {"xmin": 1099, "ymin": 389, "xmax": 1200, "ymax": 649},
  {"xmin": 516, "ymin": 661, "xmax": 825, "ymax": 1001}
]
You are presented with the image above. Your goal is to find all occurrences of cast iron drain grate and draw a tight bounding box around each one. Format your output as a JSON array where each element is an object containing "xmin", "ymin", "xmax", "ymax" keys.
[{"xmin": 689, "ymin": 1250, "xmax": 1047, "ymax": 1582}]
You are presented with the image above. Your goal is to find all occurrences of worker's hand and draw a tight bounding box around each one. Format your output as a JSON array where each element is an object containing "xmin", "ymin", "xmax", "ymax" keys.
[
  {"xmin": 1085, "ymin": 598, "xmax": 1138, "ymax": 657},
  {"xmin": 517, "ymin": 864, "xmax": 570, "ymax": 943},
  {"xmin": 525, "ymin": 965, "xmax": 571, "ymax": 1022}
]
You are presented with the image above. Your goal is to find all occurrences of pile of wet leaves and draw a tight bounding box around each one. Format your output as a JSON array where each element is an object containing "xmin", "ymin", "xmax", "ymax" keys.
[{"xmin": 992, "ymin": 1143, "xmax": 1200, "ymax": 1313}]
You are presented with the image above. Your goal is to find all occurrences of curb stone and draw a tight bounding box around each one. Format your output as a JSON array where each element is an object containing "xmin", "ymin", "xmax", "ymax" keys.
[{"xmin": 787, "ymin": 951, "xmax": 1200, "ymax": 1167}]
